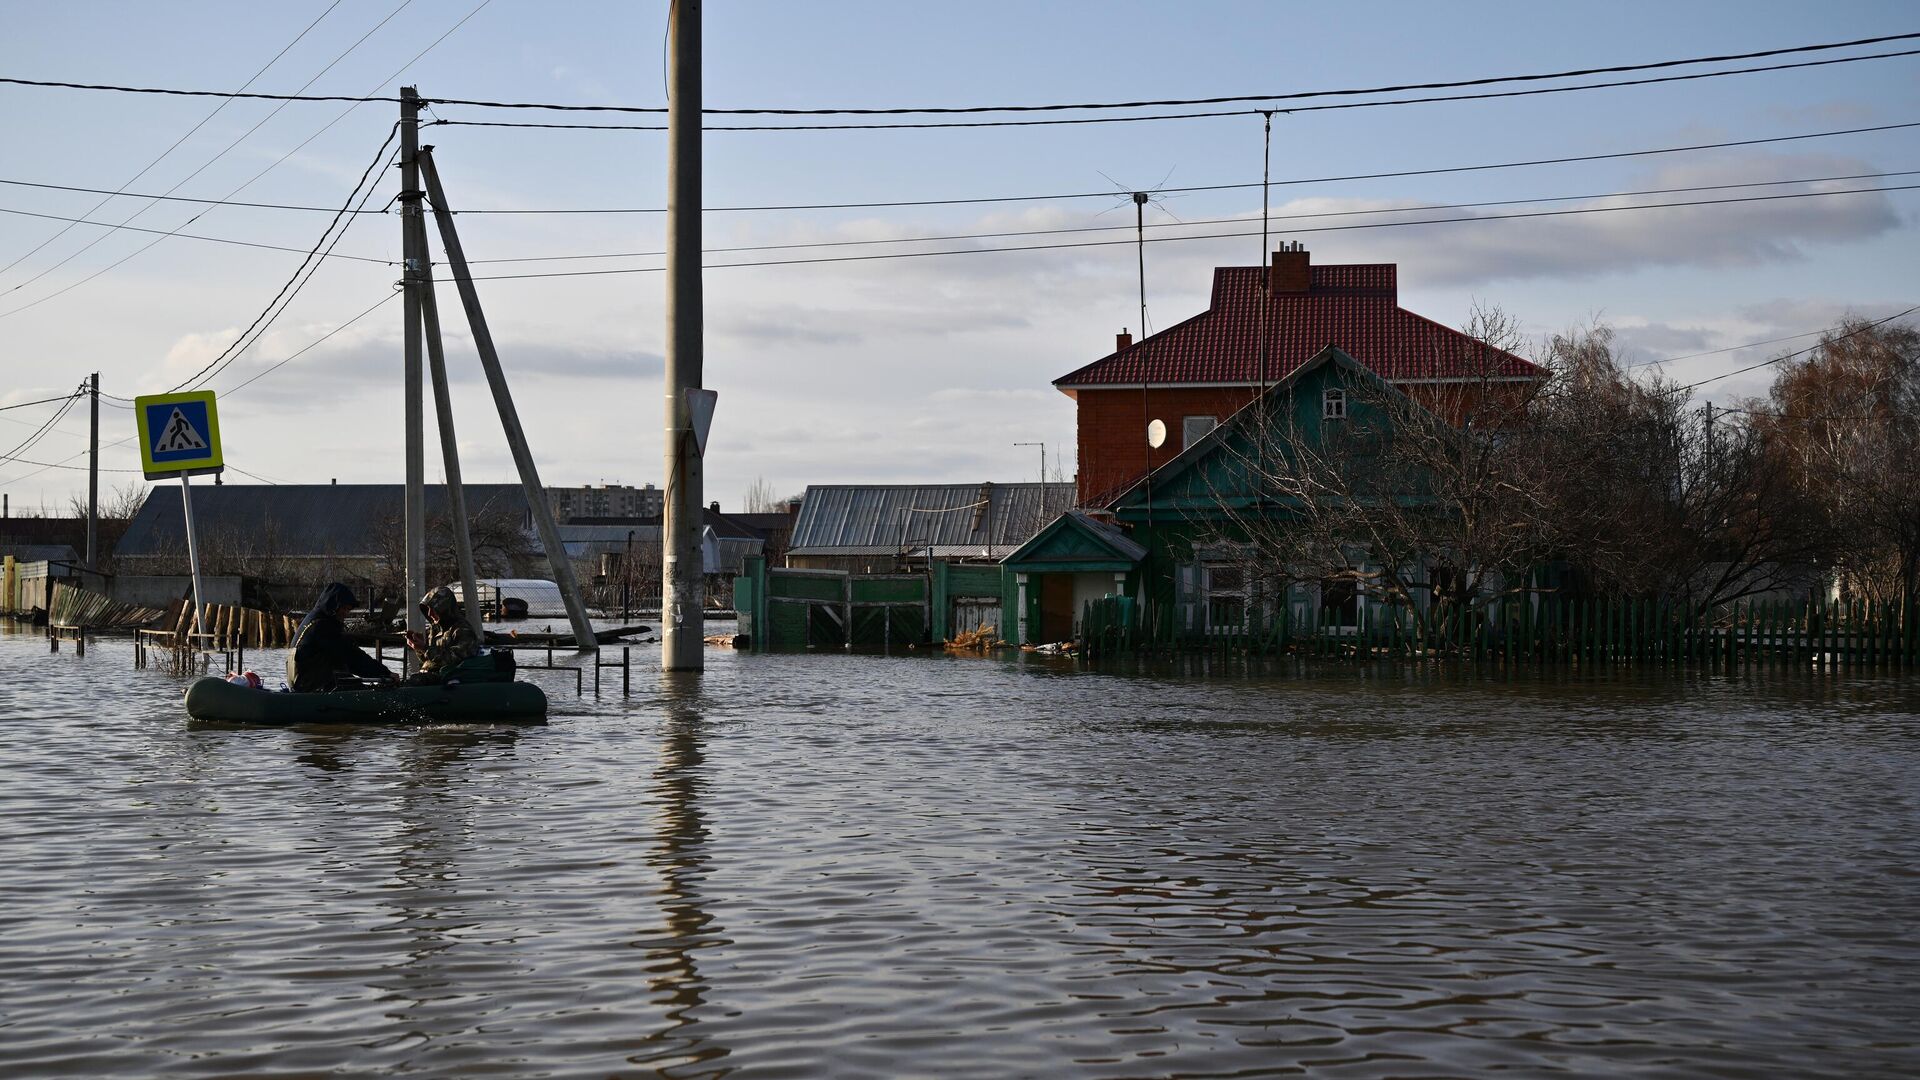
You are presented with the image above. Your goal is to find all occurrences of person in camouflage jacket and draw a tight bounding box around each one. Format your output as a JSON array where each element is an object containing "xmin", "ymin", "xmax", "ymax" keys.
[{"xmin": 404, "ymin": 585, "xmax": 480, "ymax": 681}]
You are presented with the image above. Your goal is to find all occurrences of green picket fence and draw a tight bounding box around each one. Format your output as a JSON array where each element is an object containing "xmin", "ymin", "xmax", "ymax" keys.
[{"xmin": 1081, "ymin": 594, "xmax": 1918, "ymax": 671}]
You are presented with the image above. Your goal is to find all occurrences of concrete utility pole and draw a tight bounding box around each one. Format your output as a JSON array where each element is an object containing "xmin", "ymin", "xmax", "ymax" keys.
[
  {"xmin": 401, "ymin": 86, "xmax": 427, "ymax": 660},
  {"xmin": 86, "ymin": 372, "xmax": 98, "ymax": 570},
  {"xmin": 418, "ymin": 149, "xmax": 598, "ymax": 652},
  {"xmin": 662, "ymin": 0, "xmax": 705, "ymax": 671},
  {"xmin": 408, "ymin": 196, "xmax": 484, "ymax": 639}
]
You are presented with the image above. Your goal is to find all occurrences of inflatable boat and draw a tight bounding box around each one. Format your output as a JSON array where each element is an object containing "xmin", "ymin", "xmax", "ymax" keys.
[{"xmin": 184, "ymin": 676, "xmax": 548, "ymax": 725}]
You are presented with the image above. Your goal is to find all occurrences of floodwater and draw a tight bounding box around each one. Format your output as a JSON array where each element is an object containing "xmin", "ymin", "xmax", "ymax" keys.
[{"xmin": 2, "ymin": 623, "xmax": 1917, "ymax": 1079}]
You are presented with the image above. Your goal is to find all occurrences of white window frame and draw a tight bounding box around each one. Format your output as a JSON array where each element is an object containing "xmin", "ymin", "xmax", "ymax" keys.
[{"xmin": 1322, "ymin": 387, "xmax": 1347, "ymax": 420}]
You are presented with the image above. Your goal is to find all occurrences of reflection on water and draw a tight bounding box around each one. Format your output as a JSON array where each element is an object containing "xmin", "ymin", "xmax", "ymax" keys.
[
  {"xmin": 630, "ymin": 672, "xmax": 729, "ymax": 1077},
  {"xmin": 0, "ymin": 631, "xmax": 1916, "ymax": 1078}
]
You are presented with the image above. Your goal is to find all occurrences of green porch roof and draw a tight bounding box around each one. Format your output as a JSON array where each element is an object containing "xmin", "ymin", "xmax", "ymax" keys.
[{"xmin": 1002, "ymin": 510, "xmax": 1146, "ymax": 573}]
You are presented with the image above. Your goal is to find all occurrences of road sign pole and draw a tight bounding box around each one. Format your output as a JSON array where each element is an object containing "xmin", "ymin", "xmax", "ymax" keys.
[{"xmin": 179, "ymin": 474, "xmax": 205, "ymax": 636}]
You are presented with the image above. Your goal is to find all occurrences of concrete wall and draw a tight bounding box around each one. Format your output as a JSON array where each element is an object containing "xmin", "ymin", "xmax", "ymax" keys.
[{"xmin": 112, "ymin": 575, "xmax": 243, "ymax": 609}]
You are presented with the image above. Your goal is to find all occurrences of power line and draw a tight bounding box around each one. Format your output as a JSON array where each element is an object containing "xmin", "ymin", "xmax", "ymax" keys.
[
  {"xmin": 0, "ymin": 1, "xmax": 345, "ymax": 281},
  {"xmin": 0, "ymin": 0, "xmax": 488, "ymax": 323},
  {"xmin": 0, "ymin": 392, "xmax": 82, "ymax": 413},
  {"xmin": 1673, "ymin": 305, "xmax": 1920, "ymax": 393},
  {"xmin": 443, "ymin": 120, "xmax": 1920, "ymax": 214},
  {"xmin": 425, "ymin": 47, "xmax": 1920, "ymax": 131},
  {"xmin": 0, "ymin": 205, "xmax": 391, "ymax": 262},
  {"xmin": 462, "ymin": 169, "xmax": 1920, "ymax": 266},
  {"xmin": 0, "ymin": 455, "xmax": 141, "ymax": 475},
  {"xmin": 164, "ymin": 128, "xmax": 399, "ymax": 392},
  {"xmin": 223, "ymin": 290, "xmax": 397, "ymax": 395},
  {"xmin": 0, "ymin": 292, "xmax": 398, "ymax": 487},
  {"xmin": 0, "ymin": 0, "xmax": 416, "ymax": 305},
  {"xmin": 6, "ymin": 31, "xmax": 1914, "ymax": 114},
  {"xmin": 436, "ymin": 183, "xmax": 1920, "ymax": 283},
  {"xmin": 0, "ymin": 176, "xmax": 388, "ymax": 213},
  {"xmin": 0, "ymin": 386, "xmax": 83, "ymax": 466}
]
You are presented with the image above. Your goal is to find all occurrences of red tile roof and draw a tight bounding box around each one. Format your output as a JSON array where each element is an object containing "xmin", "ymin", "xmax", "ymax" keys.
[{"xmin": 1055, "ymin": 264, "xmax": 1543, "ymax": 388}]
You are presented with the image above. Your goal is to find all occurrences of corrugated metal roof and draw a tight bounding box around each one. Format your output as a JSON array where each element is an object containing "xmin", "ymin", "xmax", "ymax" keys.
[
  {"xmin": 1055, "ymin": 264, "xmax": 1542, "ymax": 387},
  {"xmin": 117, "ymin": 484, "xmax": 535, "ymax": 557},
  {"xmin": 787, "ymin": 483, "xmax": 1074, "ymax": 555}
]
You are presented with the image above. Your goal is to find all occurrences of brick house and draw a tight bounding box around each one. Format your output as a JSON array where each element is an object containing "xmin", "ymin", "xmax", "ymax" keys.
[{"xmin": 1054, "ymin": 244, "xmax": 1543, "ymax": 507}]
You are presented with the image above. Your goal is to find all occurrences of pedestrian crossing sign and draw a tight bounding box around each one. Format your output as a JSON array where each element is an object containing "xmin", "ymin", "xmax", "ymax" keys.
[{"xmin": 135, "ymin": 391, "xmax": 224, "ymax": 480}]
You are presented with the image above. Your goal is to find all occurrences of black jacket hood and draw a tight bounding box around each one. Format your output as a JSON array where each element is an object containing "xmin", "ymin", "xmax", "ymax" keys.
[{"xmin": 307, "ymin": 582, "xmax": 360, "ymax": 621}]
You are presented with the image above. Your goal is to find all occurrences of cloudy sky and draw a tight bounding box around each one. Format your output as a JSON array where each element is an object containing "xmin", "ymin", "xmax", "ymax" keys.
[{"xmin": 2, "ymin": 1, "xmax": 1916, "ymax": 512}]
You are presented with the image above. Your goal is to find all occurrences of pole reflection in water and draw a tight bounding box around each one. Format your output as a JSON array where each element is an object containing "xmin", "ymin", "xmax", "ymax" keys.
[{"xmin": 628, "ymin": 671, "xmax": 730, "ymax": 1077}]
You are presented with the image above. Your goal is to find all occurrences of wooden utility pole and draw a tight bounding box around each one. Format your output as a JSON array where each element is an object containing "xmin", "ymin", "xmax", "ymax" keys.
[
  {"xmin": 401, "ymin": 86, "xmax": 427, "ymax": 659},
  {"xmin": 663, "ymin": 0, "xmax": 705, "ymax": 671},
  {"xmin": 418, "ymin": 149, "xmax": 598, "ymax": 652},
  {"xmin": 86, "ymin": 372, "xmax": 98, "ymax": 570},
  {"xmin": 408, "ymin": 189, "xmax": 484, "ymax": 639}
]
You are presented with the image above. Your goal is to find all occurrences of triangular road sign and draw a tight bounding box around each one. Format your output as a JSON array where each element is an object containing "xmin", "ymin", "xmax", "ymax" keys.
[
  {"xmin": 155, "ymin": 407, "xmax": 209, "ymax": 453},
  {"xmin": 686, "ymin": 388, "xmax": 718, "ymax": 457}
]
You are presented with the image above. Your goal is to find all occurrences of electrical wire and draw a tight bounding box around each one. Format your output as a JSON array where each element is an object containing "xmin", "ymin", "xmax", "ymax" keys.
[
  {"xmin": 0, "ymin": 1, "xmax": 345, "ymax": 281},
  {"xmin": 225, "ymin": 465, "xmax": 282, "ymax": 484},
  {"xmin": 0, "ymin": 0, "xmax": 416, "ymax": 306},
  {"xmin": 0, "ymin": 0, "xmax": 488, "ymax": 323},
  {"xmin": 0, "ymin": 387, "xmax": 82, "ymax": 465},
  {"xmin": 0, "ymin": 455, "xmax": 142, "ymax": 474},
  {"xmin": 0, "ymin": 292, "xmax": 396, "ymax": 486},
  {"xmin": 0, "ymin": 392, "xmax": 82, "ymax": 413},
  {"xmin": 0, "ymin": 205, "xmax": 392, "ymax": 262},
  {"xmin": 6, "ymin": 31, "xmax": 1913, "ymax": 114},
  {"xmin": 461, "ymin": 169, "xmax": 1920, "ymax": 266},
  {"xmin": 442, "ymin": 120, "xmax": 1920, "ymax": 214},
  {"xmin": 1673, "ymin": 304, "xmax": 1920, "ymax": 392},
  {"xmin": 222, "ymin": 290, "xmax": 398, "ymax": 395},
  {"xmin": 433, "ymin": 183, "xmax": 1920, "ymax": 283},
  {"xmin": 424, "ymin": 47, "xmax": 1920, "ymax": 131},
  {"xmin": 0, "ymin": 177, "xmax": 388, "ymax": 213},
  {"xmin": 163, "ymin": 127, "xmax": 399, "ymax": 393}
]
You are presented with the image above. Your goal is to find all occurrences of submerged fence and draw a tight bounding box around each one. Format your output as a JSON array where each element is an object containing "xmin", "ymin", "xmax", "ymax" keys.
[{"xmin": 1083, "ymin": 594, "xmax": 1919, "ymax": 671}]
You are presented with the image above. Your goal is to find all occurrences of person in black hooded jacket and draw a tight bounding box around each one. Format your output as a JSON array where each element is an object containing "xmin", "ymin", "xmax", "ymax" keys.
[{"xmin": 288, "ymin": 582, "xmax": 395, "ymax": 692}]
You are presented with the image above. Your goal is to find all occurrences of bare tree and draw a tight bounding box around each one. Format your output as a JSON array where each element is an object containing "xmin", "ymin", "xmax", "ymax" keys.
[
  {"xmin": 1201, "ymin": 305, "xmax": 1551, "ymax": 644},
  {"xmin": 742, "ymin": 476, "xmax": 783, "ymax": 514},
  {"xmin": 1755, "ymin": 317, "xmax": 1920, "ymax": 601},
  {"xmin": 1526, "ymin": 324, "xmax": 1831, "ymax": 613}
]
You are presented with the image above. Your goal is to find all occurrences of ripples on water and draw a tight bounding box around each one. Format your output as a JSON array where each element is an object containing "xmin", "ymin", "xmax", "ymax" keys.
[{"xmin": 1, "ymin": 623, "xmax": 1916, "ymax": 1078}]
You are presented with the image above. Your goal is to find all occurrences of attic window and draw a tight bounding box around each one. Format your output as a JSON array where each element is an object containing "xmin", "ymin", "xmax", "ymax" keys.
[
  {"xmin": 1181, "ymin": 415, "xmax": 1218, "ymax": 448},
  {"xmin": 1323, "ymin": 387, "xmax": 1347, "ymax": 420}
]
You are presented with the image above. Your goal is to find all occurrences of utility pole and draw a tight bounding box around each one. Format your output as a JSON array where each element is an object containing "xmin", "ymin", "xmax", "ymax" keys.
[
  {"xmin": 86, "ymin": 372, "xmax": 98, "ymax": 570},
  {"xmin": 419, "ymin": 149, "xmax": 598, "ymax": 652},
  {"xmin": 663, "ymin": 0, "xmax": 705, "ymax": 671},
  {"xmin": 408, "ymin": 184, "xmax": 484, "ymax": 639},
  {"xmin": 400, "ymin": 86, "xmax": 427, "ymax": 661}
]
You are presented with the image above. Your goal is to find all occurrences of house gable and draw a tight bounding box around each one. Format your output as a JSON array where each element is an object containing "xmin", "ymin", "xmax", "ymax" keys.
[
  {"xmin": 1106, "ymin": 346, "xmax": 1444, "ymax": 518},
  {"xmin": 1002, "ymin": 510, "xmax": 1146, "ymax": 573}
]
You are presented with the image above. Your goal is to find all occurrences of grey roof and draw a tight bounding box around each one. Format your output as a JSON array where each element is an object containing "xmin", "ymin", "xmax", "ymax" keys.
[
  {"xmin": 1068, "ymin": 510, "xmax": 1149, "ymax": 562},
  {"xmin": 0, "ymin": 544, "xmax": 80, "ymax": 565},
  {"xmin": 787, "ymin": 483, "xmax": 1074, "ymax": 556},
  {"xmin": 117, "ymin": 484, "xmax": 535, "ymax": 558}
]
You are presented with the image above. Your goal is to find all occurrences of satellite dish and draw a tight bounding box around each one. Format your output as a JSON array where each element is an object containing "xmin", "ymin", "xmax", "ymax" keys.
[{"xmin": 1147, "ymin": 418, "xmax": 1167, "ymax": 449}]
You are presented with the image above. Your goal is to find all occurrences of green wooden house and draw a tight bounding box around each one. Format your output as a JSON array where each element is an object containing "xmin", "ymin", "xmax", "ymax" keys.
[{"xmin": 1005, "ymin": 345, "xmax": 1446, "ymax": 643}]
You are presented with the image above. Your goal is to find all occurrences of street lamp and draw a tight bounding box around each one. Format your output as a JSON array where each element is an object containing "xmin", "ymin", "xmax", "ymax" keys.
[{"xmin": 1013, "ymin": 441, "xmax": 1046, "ymax": 486}]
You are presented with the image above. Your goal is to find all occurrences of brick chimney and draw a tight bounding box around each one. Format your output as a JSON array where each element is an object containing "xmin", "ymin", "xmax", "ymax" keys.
[
  {"xmin": 1270, "ymin": 241, "xmax": 1310, "ymax": 294},
  {"xmin": 1115, "ymin": 328, "xmax": 1133, "ymax": 351}
]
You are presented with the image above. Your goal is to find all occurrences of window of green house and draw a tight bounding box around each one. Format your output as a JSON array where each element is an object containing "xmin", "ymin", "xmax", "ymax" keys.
[{"xmin": 1323, "ymin": 387, "xmax": 1347, "ymax": 420}]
